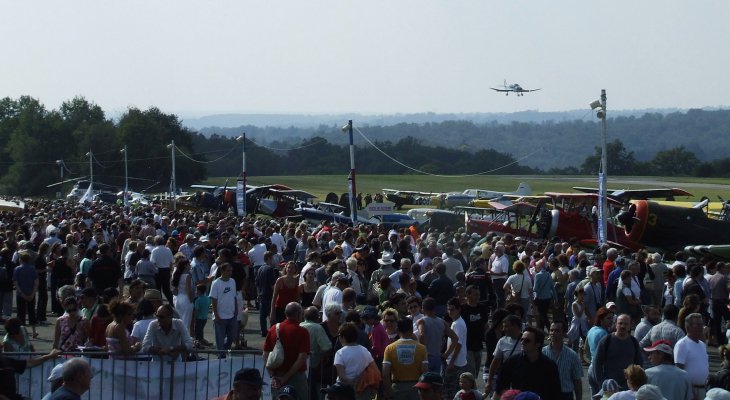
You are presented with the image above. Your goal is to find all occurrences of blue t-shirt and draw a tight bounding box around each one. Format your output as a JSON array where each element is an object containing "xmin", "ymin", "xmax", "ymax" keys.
[
  {"xmin": 12, "ymin": 263, "xmax": 38, "ymax": 295},
  {"xmin": 193, "ymin": 295, "xmax": 211, "ymax": 320}
]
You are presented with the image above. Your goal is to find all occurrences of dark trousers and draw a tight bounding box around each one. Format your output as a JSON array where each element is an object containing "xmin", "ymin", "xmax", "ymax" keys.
[
  {"xmin": 36, "ymin": 281, "xmax": 48, "ymax": 321},
  {"xmin": 194, "ymin": 318, "xmax": 207, "ymax": 341},
  {"xmin": 534, "ymin": 298, "xmax": 552, "ymax": 330},
  {"xmin": 156, "ymin": 268, "xmax": 173, "ymax": 304},
  {"xmin": 259, "ymin": 297, "xmax": 271, "ymax": 336},
  {"xmin": 712, "ymin": 298, "xmax": 729, "ymax": 345},
  {"xmin": 50, "ymin": 282, "xmax": 63, "ymax": 316},
  {"xmin": 16, "ymin": 294, "xmax": 37, "ymax": 326},
  {"xmin": 493, "ymin": 279, "xmax": 506, "ymax": 309}
]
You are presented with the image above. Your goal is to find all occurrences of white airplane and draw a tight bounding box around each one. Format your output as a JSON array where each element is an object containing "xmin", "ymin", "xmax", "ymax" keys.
[{"xmin": 490, "ymin": 80, "xmax": 541, "ymax": 96}]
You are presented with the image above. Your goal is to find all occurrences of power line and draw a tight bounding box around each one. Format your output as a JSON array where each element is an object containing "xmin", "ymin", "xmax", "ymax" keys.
[
  {"xmin": 249, "ymin": 138, "xmax": 327, "ymax": 151},
  {"xmin": 354, "ymin": 126, "xmax": 543, "ymax": 177},
  {"xmin": 173, "ymin": 144, "xmax": 237, "ymax": 164}
]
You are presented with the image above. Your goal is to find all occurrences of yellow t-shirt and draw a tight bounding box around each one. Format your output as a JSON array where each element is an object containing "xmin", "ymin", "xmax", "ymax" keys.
[{"xmin": 383, "ymin": 339, "xmax": 427, "ymax": 382}]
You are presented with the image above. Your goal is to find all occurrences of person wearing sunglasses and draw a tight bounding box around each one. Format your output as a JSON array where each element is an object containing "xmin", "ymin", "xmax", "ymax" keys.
[
  {"xmin": 494, "ymin": 327, "xmax": 561, "ymax": 400},
  {"xmin": 141, "ymin": 304, "xmax": 194, "ymax": 361}
]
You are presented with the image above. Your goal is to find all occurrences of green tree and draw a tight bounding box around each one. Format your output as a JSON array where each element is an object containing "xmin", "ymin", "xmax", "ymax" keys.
[
  {"xmin": 650, "ymin": 146, "xmax": 699, "ymax": 176},
  {"xmin": 580, "ymin": 139, "xmax": 638, "ymax": 175}
]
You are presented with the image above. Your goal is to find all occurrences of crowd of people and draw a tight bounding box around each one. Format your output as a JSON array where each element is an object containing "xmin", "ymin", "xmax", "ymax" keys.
[{"xmin": 0, "ymin": 197, "xmax": 729, "ymax": 400}]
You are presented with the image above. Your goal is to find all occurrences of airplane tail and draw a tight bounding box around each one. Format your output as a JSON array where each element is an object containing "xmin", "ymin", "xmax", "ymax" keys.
[{"xmin": 514, "ymin": 182, "xmax": 532, "ymax": 196}]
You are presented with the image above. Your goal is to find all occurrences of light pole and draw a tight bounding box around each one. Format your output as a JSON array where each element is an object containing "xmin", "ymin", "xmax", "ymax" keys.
[
  {"xmin": 55, "ymin": 160, "xmax": 64, "ymax": 199},
  {"xmin": 236, "ymin": 134, "xmax": 247, "ymax": 217},
  {"xmin": 167, "ymin": 141, "xmax": 176, "ymax": 210},
  {"xmin": 120, "ymin": 145, "xmax": 128, "ymax": 205},
  {"xmin": 85, "ymin": 150, "xmax": 93, "ymax": 203},
  {"xmin": 590, "ymin": 90, "xmax": 608, "ymax": 244},
  {"xmin": 341, "ymin": 120, "xmax": 357, "ymax": 224}
]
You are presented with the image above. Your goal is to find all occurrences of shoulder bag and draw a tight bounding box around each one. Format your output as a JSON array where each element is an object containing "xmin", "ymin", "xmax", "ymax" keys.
[{"xmin": 266, "ymin": 323, "xmax": 285, "ymax": 369}]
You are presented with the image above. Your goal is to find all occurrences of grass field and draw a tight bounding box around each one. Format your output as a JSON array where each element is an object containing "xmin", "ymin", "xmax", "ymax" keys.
[{"xmin": 201, "ymin": 175, "xmax": 730, "ymax": 203}]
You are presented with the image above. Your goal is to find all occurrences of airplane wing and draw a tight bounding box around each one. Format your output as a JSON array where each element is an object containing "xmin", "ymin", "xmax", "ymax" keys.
[
  {"xmin": 572, "ymin": 186, "xmax": 692, "ymax": 201},
  {"xmin": 609, "ymin": 188, "xmax": 692, "ymax": 201},
  {"xmin": 521, "ymin": 88, "xmax": 541, "ymax": 92},
  {"xmin": 490, "ymin": 88, "xmax": 510, "ymax": 92},
  {"xmin": 46, "ymin": 177, "xmax": 88, "ymax": 188}
]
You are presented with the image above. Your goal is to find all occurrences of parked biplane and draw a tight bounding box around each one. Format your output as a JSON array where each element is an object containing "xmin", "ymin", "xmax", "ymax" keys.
[
  {"xmin": 185, "ymin": 184, "xmax": 315, "ymax": 217},
  {"xmin": 617, "ymin": 199, "xmax": 730, "ymax": 252},
  {"xmin": 382, "ymin": 189, "xmax": 434, "ymax": 209},
  {"xmin": 431, "ymin": 182, "xmax": 532, "ymax": 209}
]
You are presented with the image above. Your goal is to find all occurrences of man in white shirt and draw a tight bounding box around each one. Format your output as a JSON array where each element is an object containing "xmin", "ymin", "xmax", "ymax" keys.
[
  {"xmin": 210, "ymin": 263, "xmax": 239, "ymax": 355},
  {"xmin": 674, "ymin": 313, "xmax": 709, "ymax": 400},
  {"xmin": 150, "ymin": 235, "xmax": 174, "ymax": 304},
  {"xmin": 322, "ymin": 273, "xmax": 350, "ymax": 310},
  {"xmin": 442, "ymin": 297, "xmax": 468, "ymax": 400},
  {"xmin": 490, "ymin": 244, "xmax": 510, "ymax": 308},
  {"xmin": 441, "ymin": 245, "xmax": 463, "ymax": 283}
]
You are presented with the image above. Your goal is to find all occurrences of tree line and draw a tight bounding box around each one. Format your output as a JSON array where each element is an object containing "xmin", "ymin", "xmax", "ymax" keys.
[{"xmin": 1, "ymin": 96, "xmax": 729, "ymax": 196}]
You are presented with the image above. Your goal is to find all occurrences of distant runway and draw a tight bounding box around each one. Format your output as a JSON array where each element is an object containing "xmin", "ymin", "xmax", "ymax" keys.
[{"xmin": 506, "ymin": 176, "xmax": 730, "ymax": 191}]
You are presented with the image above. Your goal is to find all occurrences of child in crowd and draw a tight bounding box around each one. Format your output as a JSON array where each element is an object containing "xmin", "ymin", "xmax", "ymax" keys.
[
  {"xmin": 453, "ymin": 372, "xmax": 483, "ymax": 400},
  {"xmin": 593, "ymin": 379, "xmax": 620, "ymax": 400},
  {"xmin": 192, "ymin": 283, "xmax": 211, "ymax": 348}
]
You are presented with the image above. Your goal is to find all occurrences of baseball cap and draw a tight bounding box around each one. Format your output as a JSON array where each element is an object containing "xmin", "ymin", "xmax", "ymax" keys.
[
  {"xmin": 48, "ymin": 363, "xmax": 65, "ymax": 382},
  {"xmin": 414, "ymin": 372, "xmax": 443, "ymax": 390},
  {"xmin": 277, "ymin": 385, "xmax": 297, "ymax": 400},
  {"xmin": 360, "ymin": 305, "xmax": 379, "ymax": 320},
  {"xmin": 606, "ymin": 301, "xmax": 617, "ymax": 309},
  {"xmin": 233, "ymin": 368, "xmax": 266, "ymax": 386},
  {"xmin": 643, "ymin": 340, "xmax": 673, "ymax": 355},
  {"xmin": 321, "ymin": 383, "xmax": 355, "ymax": 398},
  {"xmin": 593, "ymin": 379, "xmax": 621, "ymax": 399}
]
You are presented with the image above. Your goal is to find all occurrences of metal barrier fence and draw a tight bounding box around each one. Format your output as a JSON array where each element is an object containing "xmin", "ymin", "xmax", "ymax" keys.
[{"xmin": 12, "ymin": 349, "xmax": 267, "ymax": 400}]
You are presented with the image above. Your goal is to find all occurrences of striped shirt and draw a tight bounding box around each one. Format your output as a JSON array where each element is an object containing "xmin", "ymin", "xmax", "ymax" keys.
[{"xmin": 541, "ymin": 344, "xmax": 583, "ymax": 393}]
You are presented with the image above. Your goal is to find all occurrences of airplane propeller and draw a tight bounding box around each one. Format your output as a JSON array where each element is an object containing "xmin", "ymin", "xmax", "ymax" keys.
[{"xmin": 616, "ymin": 204, "xmax": 640, "ymax": 233}]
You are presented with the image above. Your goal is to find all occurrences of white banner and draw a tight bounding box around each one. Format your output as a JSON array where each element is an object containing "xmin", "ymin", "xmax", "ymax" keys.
[
  {"xmin": 365, "ymin": 202, "xmax": 395, "ymax": 217},
  {"xmin": 236, "ymin": 179, "xmax": 245, "ymax": 217},
  {"xmin": 19, "ymin": 356, "xmax": 272, "ymax": 400}
]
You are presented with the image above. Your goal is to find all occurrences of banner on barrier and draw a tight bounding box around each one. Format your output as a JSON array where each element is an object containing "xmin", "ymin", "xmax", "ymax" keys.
[{"xmin": 19, "ymin": 356, "xmax": 272, "ymax": 400}]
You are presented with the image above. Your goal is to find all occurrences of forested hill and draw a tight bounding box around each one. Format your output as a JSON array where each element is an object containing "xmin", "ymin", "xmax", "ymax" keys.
[{"xmin": 198, "ymin": 108, "xmax": 730, "ymax": 170}]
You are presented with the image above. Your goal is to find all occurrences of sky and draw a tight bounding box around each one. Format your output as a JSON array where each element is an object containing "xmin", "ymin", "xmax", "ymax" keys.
[{"xmin": 2, "ymin": 1, "xmax": 729, "ymax": 118}]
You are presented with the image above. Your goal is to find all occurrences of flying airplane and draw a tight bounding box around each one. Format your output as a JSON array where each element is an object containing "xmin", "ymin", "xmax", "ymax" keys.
[{"xmin": 490, "ymin": 80, "xmax": 541, "ymax": 96}]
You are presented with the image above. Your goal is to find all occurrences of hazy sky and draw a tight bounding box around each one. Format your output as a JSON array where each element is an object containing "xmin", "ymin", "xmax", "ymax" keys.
[{"xmin": 3, "ymin": 1, "xmax": 728, "ymax": 117}]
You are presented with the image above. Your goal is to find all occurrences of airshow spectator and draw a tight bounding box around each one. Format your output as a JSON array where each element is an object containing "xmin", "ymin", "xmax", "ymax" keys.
[
  {"xmin": 542, "ymin": 320, "xmax": 583, "ymax": 400},
  {"xmin": 442, "ymin": 298, "xmax": 468, "ymax": 400},
  {"xmin": 494, "ymin": 326, "xmax": 561, "ymax": 400},
  {"xmin": 644, "ymin": 340, "xmax": 693, "ymax": 400},
  {"xmin": 417, "ymin": 297, "xmax": 458, "ymax": 373},
  {"xmin": 48, "ymin": 357, "xmax": 93, "ymax": 400},
  {"xmin": 150, "ymin": 236, "xmax": 174, "ymax": 304},
  {"xmin": 639, "ymin": 304, "xmax": 685, "ymax": 348},
  {"xmin": 263, "ymin": 302, "xmax": 310, "ymax": 400},
  {"xmin": 382, "ymin": 318, "xmax": 428, "ymax": 400},
  {"xmin": 592, "ymin": 314, "xmax": 643, "ymax": 391},
  {"xmin": 52, "ymin": 297, "xmax": 88, "ymax": 351},
  {"xmin": 13, "ymin": 251, "xmax": 39, "ymax": 338},
  {"xmin": 142, "ymin": 304, "xmax": 194, "ymax": 362},
  {"xmin": 427, "ymin": 263, "xmax": 454, "ymax": 318},
  {"xmin": 211, "ymin": 263, "xmax": 239, "ymax": 354},
  {"xmin": 87, "ymin": 243, "xmax": 122, "ymax": 295},
  {"xmin": 460, "ymin": 285, "xmax": 490, "ymax": 376},
  {"xmin": 106, "ymin": 300, "xmax": 142, "ymax": 358},
  {"xmin": 674, "ymin": 313, "xmax": 709, "ymax": 400},
  {"xmin": 710, "ymin": 262, "xmax": 729, "ymax": 346}
]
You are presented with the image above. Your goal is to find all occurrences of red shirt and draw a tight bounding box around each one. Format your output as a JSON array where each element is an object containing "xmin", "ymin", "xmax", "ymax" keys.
[
  {"xmin": 263, "ymin": 319, "xmax": 310, "ymax": 375},
  {"xmin": 603, "ymin": 260, "xmax": 615, "ymax": 286}
]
